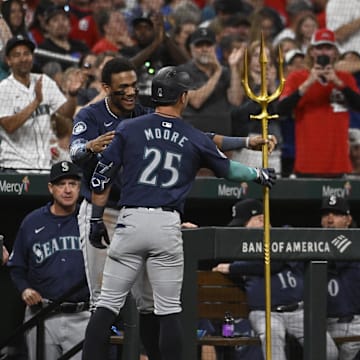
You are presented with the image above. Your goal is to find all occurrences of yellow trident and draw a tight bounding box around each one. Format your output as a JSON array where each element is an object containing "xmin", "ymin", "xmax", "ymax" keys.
[{"xmin": 242, "ymin": 33, "xmax": 285, "ymax": 360}]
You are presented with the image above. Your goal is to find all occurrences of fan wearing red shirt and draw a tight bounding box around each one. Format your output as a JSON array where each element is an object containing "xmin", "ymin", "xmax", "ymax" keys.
[{"xmin": 278, "ymin": 28, "xmax": 360, "ymax": 176}]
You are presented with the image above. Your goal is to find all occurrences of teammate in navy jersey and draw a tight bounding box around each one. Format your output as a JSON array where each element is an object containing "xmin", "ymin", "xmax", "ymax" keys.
[
  {"xmin": 70, "ymin": 56, "xmax": 162, "ymax": 360},
  {"xmin": 7, "ymin": 161, "xmax": 90, "ymax": 360},
  {"xmin": 70, "ymin": 56, "xmax": 153, "ymax": 309},
  {"xmin": 322, "ymin": 195, "xmax": 360, "ymax": 360},
  {"xmin": 81, "ymin": 66, "xmax": 276, "ymax": 360},
  {"xmin": 213, "ymin": 198, "xmax": 338, "ymax": 360},
  {"xmin": 70, "ymin": 57, "xmax": 277, "ymax": 360}
]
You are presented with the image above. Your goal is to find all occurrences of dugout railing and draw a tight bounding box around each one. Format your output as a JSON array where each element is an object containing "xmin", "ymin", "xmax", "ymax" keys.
[
  {"xmin": 1, "ymin": 227, "xmax": 360, "ymax": 359},
  {"xmin": 180, "ymin": 227, "xmax": 360, "ymax": 360},
  {"xmin": 0, "ymin": 280, "xmax": 140, "ymax": 360},
  {"xmin": 1, "ymin": 174, "xmax": 360, "ymax": 232},
  {"xmin": 0, "ymin": 280, "xmax": 87, "ymax": 360}
]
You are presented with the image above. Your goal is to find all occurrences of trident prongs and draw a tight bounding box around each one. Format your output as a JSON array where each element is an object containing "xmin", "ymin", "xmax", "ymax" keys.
[{"xmin": 242, "ymin": 33, "xmax": 285, "ymax": 126}]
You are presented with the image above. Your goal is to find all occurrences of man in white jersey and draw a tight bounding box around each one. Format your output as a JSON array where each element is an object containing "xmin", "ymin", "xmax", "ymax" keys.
[{"xmin": 0, "ymin": 35, "xmax": 81, "ymax": 172}]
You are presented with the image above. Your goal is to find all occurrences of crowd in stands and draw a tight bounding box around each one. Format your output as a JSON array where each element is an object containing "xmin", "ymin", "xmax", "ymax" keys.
[
  {"xmin": 0, "ymin": 0, "xmax": 359, "ymax": 177},
  {"xmin": 1, "ymin": 2, "xmax": 360, "ymax": 359}
]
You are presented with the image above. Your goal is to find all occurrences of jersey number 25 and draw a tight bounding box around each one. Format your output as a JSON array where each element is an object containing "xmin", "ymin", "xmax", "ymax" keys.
[{"xmin": 139, "ymin": 147, "xmax": 182, "ymax": 188}]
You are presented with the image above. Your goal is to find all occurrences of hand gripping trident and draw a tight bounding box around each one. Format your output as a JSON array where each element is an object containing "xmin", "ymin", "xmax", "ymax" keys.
[{"xmin": 242, "ymin": 33, "xmax": 285, "ymax": 360}]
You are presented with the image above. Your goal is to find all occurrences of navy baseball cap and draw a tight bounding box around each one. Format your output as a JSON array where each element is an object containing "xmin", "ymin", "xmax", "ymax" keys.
[
  {"xmin": 214, "ymin": 0, "xmax": 247, "ymax": 14},
  {"xmin": 44, "ymin": 4, "xmax": 70, "ymax": 23},
  {"xmin": 189, "ymin": 27, "xmax": 216, "ymax": 46},
  {"xmin": 132, "ymin": 15, "xmax": 153, "ymax": 28},
  {"xmin": 5, "ymin": 35, "xmax": 35, "ymax": 56},
  {"xmin": 321, "ymin": 196, "xmax": 350, "ymax": 215},
  {"xmin": 228, "ymin": 199, "xmax": 263, "ymax": 227},
  {"xmin": 49, "ymin": 161, "xmax": 82, "ymax": 183}
]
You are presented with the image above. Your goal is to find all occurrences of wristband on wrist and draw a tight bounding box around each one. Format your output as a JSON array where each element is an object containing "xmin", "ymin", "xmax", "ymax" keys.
[
  {"xmin": 69, "ymin": 140, "xmax": 95, "ymax": 162},
  {"xmin": 220, "ymin": 136, "xmax": 247, "ymax": 151},
  {"xmin": 92, "ymin": 204, "xmax": 105, "ymax": 219},
  {"xmin": 245, "ymin": 137, "xmax": 250, "ymax": 148},
  {"xmin": 77, "ymin": 142, "xmax": 89, "ymax": 156}
]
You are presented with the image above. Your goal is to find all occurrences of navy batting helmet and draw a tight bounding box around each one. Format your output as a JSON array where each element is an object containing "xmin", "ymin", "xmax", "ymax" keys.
[{"xmin": 151, "ymin": 66, "xmax": 195, "ymax": 105}]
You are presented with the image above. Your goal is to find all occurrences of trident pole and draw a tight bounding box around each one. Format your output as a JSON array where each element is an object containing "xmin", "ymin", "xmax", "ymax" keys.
[{"xmin": 242, "ymin": 33, "xmax": 285, "ymax": 360}]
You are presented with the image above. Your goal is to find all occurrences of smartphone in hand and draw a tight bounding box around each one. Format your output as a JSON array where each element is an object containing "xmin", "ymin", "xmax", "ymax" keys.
[{"xmin": 316, "ymin": 55, "xmax": 330, "ymax": 85}]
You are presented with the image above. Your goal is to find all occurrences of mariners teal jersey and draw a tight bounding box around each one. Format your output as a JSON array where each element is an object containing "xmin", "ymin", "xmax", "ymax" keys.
[
  {"xmin": 7, "ymin": 203, "xmax": 89, "ymax": 302},
  {"xmin": 70, "ymin": 99, "xmax": 153, "ymax": 206},
  {"xmin": 90, "ymin": 113, "xmax": 230, "ymax": 214},
  {"xmin": 229, "ymin": 261, "xmax": 304, "ymax": 310}
]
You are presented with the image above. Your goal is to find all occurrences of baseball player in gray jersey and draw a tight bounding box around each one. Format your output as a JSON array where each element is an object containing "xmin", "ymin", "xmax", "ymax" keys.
[{"xmin": 81, "ymin": 66, "xmax": 276, "ymax": 360}]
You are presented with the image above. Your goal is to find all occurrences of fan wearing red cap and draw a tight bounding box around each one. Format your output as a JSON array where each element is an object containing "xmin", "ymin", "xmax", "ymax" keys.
[{"xmin": 278, "ymin": 28, "xmax": 360, "ymax": 176}]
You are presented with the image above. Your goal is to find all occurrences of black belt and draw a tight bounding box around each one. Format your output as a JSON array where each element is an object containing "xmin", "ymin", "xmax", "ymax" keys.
[
  {"xmin": 337, "ymin": 315, "xmax": 354, "ymax": 323},
  {"xmin": 273, "ymin": 301, "xmax": 303, "ymax": 313},
  {"xmin": 32, "ymin": 300, "xmax": 89, "ymax": 314},
  {"xmin": 123, "ymin": 206, "xmax": 176, "ymax": 213},
  {"xmin": 56, "ymin": 301, "xmax": 89, "ymax": 313}
]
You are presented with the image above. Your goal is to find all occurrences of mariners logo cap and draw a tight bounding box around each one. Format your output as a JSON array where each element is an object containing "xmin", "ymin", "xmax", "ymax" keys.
[
  {"xmin": 132, "ymin": 15, "xmax": 153, "ymax": 28},
  {"xmin": 5, "ymin": 35, "xmax": 35, "ymax": 56},
  {"xmin": 189, "ymin": 27, "xmax": 216, "ymax": 46},
  {"xmin": 320, "ymin": 195, "xmax": 350, "ymax": 215},
  {"xmin": 228, "ymin": 199, "xmax": 263, "ymax": 227},
  {"xmin": 49, "ymin": 161, "xmax": 82, "ymax": 183},
  {"xmin": 44, "ymin": 4, "xmax": 70, "ymax": 23},
  {"xmin": 311, "ymin": 28, "xmax": 336, "ymax": 47}
]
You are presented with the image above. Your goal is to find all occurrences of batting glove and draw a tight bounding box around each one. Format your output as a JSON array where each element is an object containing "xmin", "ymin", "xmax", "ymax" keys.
[
  {"xmin": 254, "ymin": 168, "xmax": 276, "ymax": 188},
  {"xmin": 89, "ymin": 218, "xmax": 110, "ymax": 249}
]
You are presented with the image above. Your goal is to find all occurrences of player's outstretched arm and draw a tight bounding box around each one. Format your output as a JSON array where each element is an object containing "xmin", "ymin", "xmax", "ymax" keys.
[
  {"xmin": 212, "ymin": 134, "xmax": 277, "ymax": 153},
  {"xmin": 226, "ymin": 160, "xmax": 276, "ymax": 188}
]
